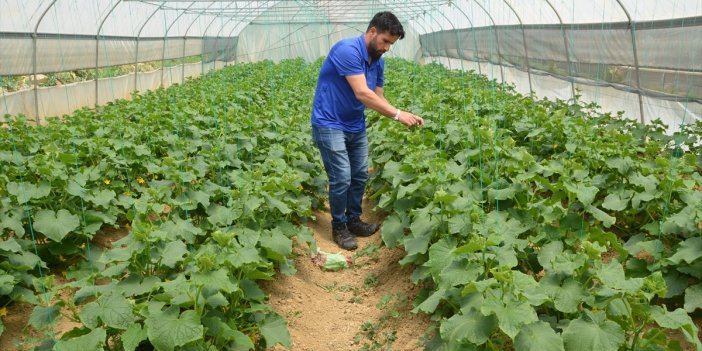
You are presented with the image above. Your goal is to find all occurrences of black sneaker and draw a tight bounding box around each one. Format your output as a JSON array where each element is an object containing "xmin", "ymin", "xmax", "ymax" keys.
[
  {"xmin": 332, "ymin": 223, "xmax": 357, "ymax": 250},
  {"xmin": 347, "ymin": 217, "xmax": 379, "ymax": 237}
]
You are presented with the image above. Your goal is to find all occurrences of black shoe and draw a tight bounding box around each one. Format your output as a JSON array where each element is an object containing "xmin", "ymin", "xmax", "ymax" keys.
[
  {"xmin": 332, "ymin": 223, "xmax": 357, "ymax": 250},
  {"xmin": 347, "ymin": 217, "xmax": 379, "ymax": 237}
]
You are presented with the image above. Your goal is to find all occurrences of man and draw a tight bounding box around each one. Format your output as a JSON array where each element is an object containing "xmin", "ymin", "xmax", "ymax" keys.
[{"xmin": 311, "ymin": 11, "xmax": 424, "ymax": 250}]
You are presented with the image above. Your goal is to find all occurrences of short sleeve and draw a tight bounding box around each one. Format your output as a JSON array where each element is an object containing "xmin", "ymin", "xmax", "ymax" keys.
[
  {"xmin": 329, "ymin": 42, "xmax": 365, "ymax": 76},
  {"xmin": 377, "ymin": 59, "xmax": 385, "ymax": 87}
]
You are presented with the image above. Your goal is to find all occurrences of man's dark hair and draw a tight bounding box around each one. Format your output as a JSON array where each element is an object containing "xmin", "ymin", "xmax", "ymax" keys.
[{"xmin": 367, "ymin": 11, "xmax": 405, "ymax": 39}]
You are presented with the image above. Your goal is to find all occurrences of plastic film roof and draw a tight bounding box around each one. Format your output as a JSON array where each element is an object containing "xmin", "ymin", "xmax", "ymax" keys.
[{"xmin": 2, "ymin": 1, "xmax": 700, "ymax": 38}]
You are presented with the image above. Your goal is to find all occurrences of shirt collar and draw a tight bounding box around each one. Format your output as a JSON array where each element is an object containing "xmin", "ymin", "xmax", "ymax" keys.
[{"xmin": 357, "ymin": 34, "xmax": 370, "ymax": 65}]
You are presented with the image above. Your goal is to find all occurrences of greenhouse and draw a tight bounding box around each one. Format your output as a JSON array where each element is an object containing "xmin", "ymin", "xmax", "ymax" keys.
[{"xmin": 1, "ymin": 0, "xmax": 701, "ymax": 350}]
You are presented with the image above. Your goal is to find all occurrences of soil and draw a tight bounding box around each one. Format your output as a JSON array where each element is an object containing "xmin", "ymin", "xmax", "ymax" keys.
[{"xmin": 263, "ymin": 199, "xmax": 434, "ymax": 350}]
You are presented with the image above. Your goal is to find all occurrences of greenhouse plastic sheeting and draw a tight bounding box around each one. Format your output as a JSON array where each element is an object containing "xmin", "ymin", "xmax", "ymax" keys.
[
  {"xmin": 236, "ymin": 23, "xmax": 421, "ymax": 63},
  {"xmin": 1, "ymin": 62, "xmax": 223, "ymax": 123},
  {"xmin": 1, "ymin": 0, "xmax": 701, "ymax": 127}
]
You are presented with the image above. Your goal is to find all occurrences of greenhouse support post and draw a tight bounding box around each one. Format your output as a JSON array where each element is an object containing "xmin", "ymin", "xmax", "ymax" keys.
[
  {"xmin": 615, "ymin": 0, "xmax": 646, "ymax": 124},
  {"xmin": 503, "ymin": 0, "xmax": 533, "ymax": 94},
  {"xmin": 96, "ymin": 1, "xmax": 122, "ymax": 108},
  {"xmin": 135, "ymin": 3, "xmax": 165, "ymax": 93},
  {"xmin": 32, "ymin": 0, "xmax": 58, "ymax": 124},
  {"xmin": 544, "ymin": 0, "xmax": 576, "ymax": 99},
  {"xmin": 161, "ymin": 2, "xmax": 195, "ymax": 88}
]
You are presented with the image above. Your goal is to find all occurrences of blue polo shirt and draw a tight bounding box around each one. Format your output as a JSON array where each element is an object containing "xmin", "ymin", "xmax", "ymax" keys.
[{"xmin": 311, "ymin": 34, "xmax": 384, "ymax": 132}]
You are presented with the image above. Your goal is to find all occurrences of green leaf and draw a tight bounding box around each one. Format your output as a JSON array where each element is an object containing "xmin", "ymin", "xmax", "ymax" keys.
[
  {"xmin": 7, "ymin": 181, "xmax": 51, "ymax": 204},
  {"xmin": 122, "ymin": 323, "xmax": 147, "ymax": 351},
  {"xmin": 668, "ymin": 237, "xmax": 702, "ymax": 264},
  {"xmin": 413, "ymin": 288, "xmax": 447, "ymax": 314},
  {"xmin": 33, "ymin": 209, "xmax": 80, "ymax": 242},
  {"xmin": 381, "ymin": 214, "xmax": 406, "ymax": 248},
  {"xmin": 260, "ymin": 229, "xmax": 293, "ymax": 260},
  {"xmin": 87, "ymin": 189, "xmax": 116, "ymax": 209},
  {"xmin": 259, "ymin": 314, "xmax": 291, "ymax": 348},
  {"xmin": 203, "ymin": 317, "xmax": 254, "ymax": 349},
  {"xmin": 54, "ymin": 327, "xmax": 106, "ymax": 351},
  {"xmin": 651, "ymin": 306, "xmax": 702, "ymax": 349},
  {"xmin": 191, "ymin": 268, "xmax": 237, "ymax": 293},
  {"xmin": 684, "ymin": 284, "xmax": 702, "ymax": 313},
  {"xmin": 570, "ymin": 183, "xmax": 598, "ymax": 207},
  {"xmin": 78, "ymin": 291, "xmax": 135, "ymax": 330},
  {"xmin": 554, "ymin": 279, "xmax": 587, "ymax": 314},
  {"xmin": 601, "ymin": 192, "xmax": 630, "ymax": 211},
  {"xmin": 29, "ymin": 305, "xmax": 60, "ymax": 329},
  {"xmin": 586, "ymin": 206, "xmax": 615, "ymax": 228},
  {"xmin": 160, "ymin": 240, "xmax": 188, "ymax": 268},
  {"xmin": 206, "ymin": 204, "xmax": 236, "ymax": 226},
  {"xmin": 514, "ymin": 321, "xmax": 564, "ymax": 351},
  {"xmin": 562, "ymin": 318, "xmax": 624, "ymax": 351},
  {"xmin": 537, "ymin": 241, "xmax": 563, "ymax": 271},
  {"xmin": 597, "ymin": 260, "xmax": 644, "ymax": 293},
  {"xmin": 0, "ymin": 238, "xmax": 22, "ymax": 253},
  {"xmin": 440, "ymin": 308, "xmax": 497, "ymax": 346},
  {"xmin": 263, "ymin": 193, "xmax": 292, "ymax": 215},
  {"xmin": 481, "ymin": 300, "xmax": 538, "ymax": 339},
  {"xmin": 145, "ymin": 306, "xmax": 203, "ymax": 351}
]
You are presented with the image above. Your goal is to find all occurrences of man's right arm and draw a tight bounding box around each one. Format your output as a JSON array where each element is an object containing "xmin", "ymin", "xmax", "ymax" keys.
[{"xmin": 345, "ymin": 74, "xmax": 424, "ymax": 127}]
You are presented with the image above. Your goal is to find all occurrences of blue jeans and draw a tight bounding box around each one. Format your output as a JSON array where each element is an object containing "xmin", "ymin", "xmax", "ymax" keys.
[{"xmin": 312, "ymin": 126, "xmax": 368, "ymax": 225}]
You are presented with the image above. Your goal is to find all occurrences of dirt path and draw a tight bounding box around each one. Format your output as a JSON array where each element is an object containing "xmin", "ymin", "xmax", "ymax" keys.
[{"xmin": 263, "ymin": 199, "xmax": 433, "ymax": 351}]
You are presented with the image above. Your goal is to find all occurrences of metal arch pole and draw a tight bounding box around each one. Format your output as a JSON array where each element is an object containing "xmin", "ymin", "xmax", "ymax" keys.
[
  {"xmin": 32, "ymin": 0, "xmax": 58, "ymax": 124},
  {"xmin": 200, "ymin": 0, "xmax": 251, "ymax": 71},
  {"xmin": 471, "ymin": 0, "xmax": 505, "ymax": 84},
  {"xmin": 615, "ymin": 0, "xmax": 645, "ymax": 123},
  {"xmin": 543, "ymin": 0, "xmax": 575, "ymax": 99},
  {"xmin": 135, "ymin": 2, "xmax": 166, "ymax": 92},
  {"xmin": 183, "ymin": 2, "xmax": 218, "ymax": 77},
  {"xmin": 503, "ymin": 0, "xmax": 533, "ymax": 94},
  {"xmin": 451, "ymin": 5, "xmax": 482, "ymax": 76},
  {"xmin": 224, "ymin": 1, "xmax": 274, "ymax": 64},
  {"xmin": 160, "ymin": 2, "xmax": 196, "ymax": 87},
  {"xmin": 95, "ymin": 0, "xmax": 123, "ymax": 108}
]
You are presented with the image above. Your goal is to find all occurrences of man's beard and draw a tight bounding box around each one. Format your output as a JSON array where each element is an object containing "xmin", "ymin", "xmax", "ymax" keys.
[{"xmin": 368, "ymin": 42, "xmax": 383, "ymax": 61}]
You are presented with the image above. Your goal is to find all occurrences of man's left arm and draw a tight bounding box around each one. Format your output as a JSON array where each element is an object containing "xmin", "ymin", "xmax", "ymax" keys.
[{"xmin": 374, "ymin": 86, "xmax": 388, "ymax": 102}]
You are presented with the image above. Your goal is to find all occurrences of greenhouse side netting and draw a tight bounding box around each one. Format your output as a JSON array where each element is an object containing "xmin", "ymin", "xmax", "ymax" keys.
[{"xmin": 2, "ymin": 1, "xmax": 702, "ymax": 350}]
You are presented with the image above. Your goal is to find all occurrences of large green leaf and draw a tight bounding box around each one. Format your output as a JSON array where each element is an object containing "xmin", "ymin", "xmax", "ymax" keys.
[
  {"xmin": 33, "ymin": 209, "xmax": 80, "ymax": 242},
  {"xmin": 78, "ymin": 291, "xmax": 135, "ymax": 330},
  {"xmin": 651, "ymin": 306, "xmax": 702, "ymax": 349},
  {"xmin": 259, "ymin": 314, "xmax": 291, "ymax": 348},
  {"xmin": 381, "ymin": 214, "xmax": 406, "ymax": 248},
  {"xmin": 481, "ymin": 300, "xmax": 538, "ymax": 339},
  {"xmin": 668, "ymin": 237, "xmax": 702, "ymax": 264},
  {"xmin": 160, "ymin": 240, "xmax": 188, "ymax": 268},
  {"xmin": 514, "ymin": 321, "xmax": 564, "ymax": 351},
  {"xmin": 562, "ymin": 318, "xmax": 624, "ymax": 351},
  {"xmin": 7, "ymin": 181, "xmax": 51, "ymax": 204},
  {"xmin": 684, "ymin": 283, "xmax": 702, "ymax": 313},
  {"xmin": 440, "ymin": 309, "xmax": 497, "ymax": 346},
  {"xmin": 55, "ymin": 327, "xmax": 106, "ymax": 351},
  {"xmin": 145, "ymin": 306, "xmax": 203, "ymax": 351},
  {"xmin": 122, "ymin": 323, "xmax": 148, "ymax": 351},
  {"xmin": 28, "ymin": 305, "xmax": 60, "ymax": 329},
  {"xmin": 413, "ymin": 288, "xmax": 447, "ymax": 314}
]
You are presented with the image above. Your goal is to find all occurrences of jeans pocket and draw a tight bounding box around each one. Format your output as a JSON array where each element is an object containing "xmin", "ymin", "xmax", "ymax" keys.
[{"xmin": 313, "ymin": 127, "xmax": 346, "ymax": 152}]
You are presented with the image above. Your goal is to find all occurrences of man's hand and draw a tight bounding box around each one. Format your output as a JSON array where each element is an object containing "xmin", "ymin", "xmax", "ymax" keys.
[{"xmin": 397, "ymin": 111, "xmax": 424, "ymax": 127}]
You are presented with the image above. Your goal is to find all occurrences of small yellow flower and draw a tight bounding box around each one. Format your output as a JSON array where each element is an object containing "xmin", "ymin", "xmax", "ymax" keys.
[
  {"xmin": 124, "ymin": 191, "xmax": 132, "ymax": 197},
  {"xmin": 0, "ymin": 307, "xmax": 7, "ymax": 317},
  {"xmin": 79, "ymin": 243, "xmax": 86, "ymax": 249},
  {"xmin": 59, "ymin": 255, "xmax": 66, "ymax": 262},
  {"xmin": 104, "ymin": 179, "xmax": 111, "ymax": 185},
  {"xmin": 137, "ymin": 177, "xmax": 145, "ymax": 184},
  {"xmin": 153, "ymin": 174, "xmax": 158, "ymax": 180}
]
